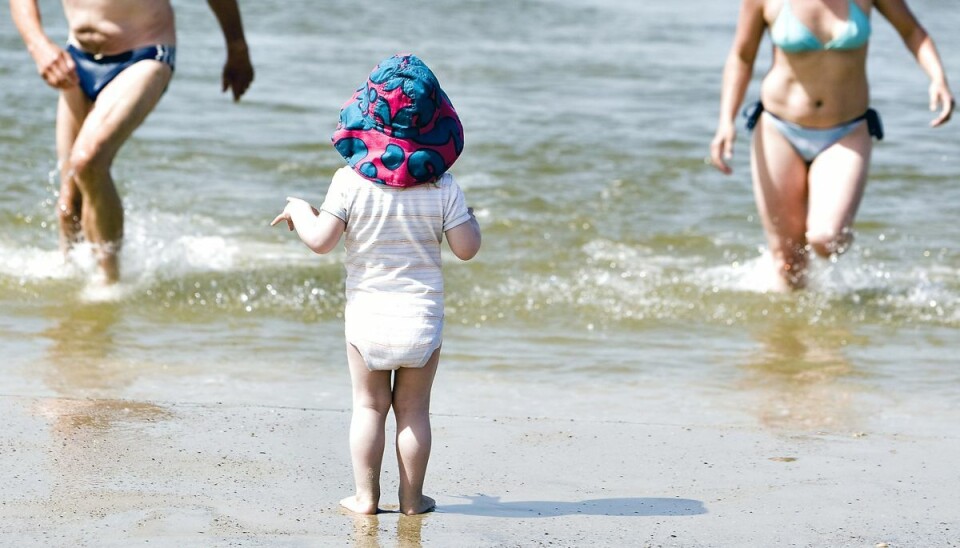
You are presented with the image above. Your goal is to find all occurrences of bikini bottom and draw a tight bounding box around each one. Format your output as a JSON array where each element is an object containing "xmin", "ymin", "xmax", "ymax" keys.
[{"xmin": 744, "ymin": 101, "xmax": 883, "ymax": 163}]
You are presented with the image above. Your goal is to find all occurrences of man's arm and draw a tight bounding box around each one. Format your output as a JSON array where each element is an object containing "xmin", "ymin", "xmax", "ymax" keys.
[
  {"xmin": 207, "ymin": 0, "xmax": 253, "ymax": 101},
  {"xmin": 9, "ymin": 0, "xmax": 77, "ymax": 89}
]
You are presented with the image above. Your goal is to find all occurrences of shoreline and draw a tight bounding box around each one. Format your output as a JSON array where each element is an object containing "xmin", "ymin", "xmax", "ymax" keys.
[{"xmin": 1, "ymin": 392, "xmax": 957, "ymax": 546}]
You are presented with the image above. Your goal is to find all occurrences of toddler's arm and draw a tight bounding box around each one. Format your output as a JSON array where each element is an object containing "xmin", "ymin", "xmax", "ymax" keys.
[
  {"xmin": 445, "ymin": 207, "xmax": 481, "ymax": 260},
  {"xmin": 271, "ymin": 197, "xmax": 345, "ymax": 254}
]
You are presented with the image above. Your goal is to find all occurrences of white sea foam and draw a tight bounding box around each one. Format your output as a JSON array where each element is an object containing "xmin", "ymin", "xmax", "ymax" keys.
[
  {"xmin": 0, "ymin": 242, "xmax": 77, "ymax": 281},
  {"xmin": 514, "ymin": 238, "xmax": 960, "ymax": 326},
  {"xmin": 0, "ymin": 208, "xmax": 313, "ymax": 300}
]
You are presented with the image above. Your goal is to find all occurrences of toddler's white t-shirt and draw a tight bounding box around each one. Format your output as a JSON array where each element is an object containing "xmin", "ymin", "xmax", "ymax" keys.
[{"xmin": 321, "ymin": 166, "xmax": 471, "ymax": 370}]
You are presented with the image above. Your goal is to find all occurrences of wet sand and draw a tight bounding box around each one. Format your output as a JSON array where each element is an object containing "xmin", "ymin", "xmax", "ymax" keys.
[{"xmin": 1, "ymin": 387, "xmax": 957, "ymax": 547}]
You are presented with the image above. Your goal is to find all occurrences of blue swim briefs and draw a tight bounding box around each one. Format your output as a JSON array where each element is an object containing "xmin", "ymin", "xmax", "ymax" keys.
[{"xmin": 67, "ymin": 44, "xmax": 176, "ymax": 102}]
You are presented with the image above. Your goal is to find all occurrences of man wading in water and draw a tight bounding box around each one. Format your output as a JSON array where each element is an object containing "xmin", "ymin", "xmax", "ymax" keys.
[{"xmin": 10, "ymin": 0, "xmax": 254, "ymax": 283}]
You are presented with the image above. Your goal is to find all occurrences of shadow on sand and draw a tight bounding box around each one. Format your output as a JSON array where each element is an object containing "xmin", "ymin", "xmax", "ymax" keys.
[{"xmin": 437, "ymin": 494, "xmax": 706, "ymax": 518}]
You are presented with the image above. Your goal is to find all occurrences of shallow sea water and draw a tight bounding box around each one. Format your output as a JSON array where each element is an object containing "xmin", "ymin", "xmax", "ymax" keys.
[{"xmin": 0, "ymin": 0, "xmax": 958, "ymax": 439}]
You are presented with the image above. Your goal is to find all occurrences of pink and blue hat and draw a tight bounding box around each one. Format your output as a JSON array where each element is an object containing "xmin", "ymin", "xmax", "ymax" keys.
[{"xmin": 332, "ymin": 54, "xmax": 464, "ymax": 188}]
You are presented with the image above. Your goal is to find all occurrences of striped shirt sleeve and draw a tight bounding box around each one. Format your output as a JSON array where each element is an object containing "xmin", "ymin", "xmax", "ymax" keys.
[
  {"xmin": 442, "ymin": 176, "xmax": 471, "ymax": 232},
  {"xmin": 320, "ymin": 168, "xmax": 350, "ymax": 223}
]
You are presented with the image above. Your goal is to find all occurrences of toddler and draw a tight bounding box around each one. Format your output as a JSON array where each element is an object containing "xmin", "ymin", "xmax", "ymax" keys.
[{"xmin": 272, "ymin": 54, "xmax": 481, "ymax": 515}]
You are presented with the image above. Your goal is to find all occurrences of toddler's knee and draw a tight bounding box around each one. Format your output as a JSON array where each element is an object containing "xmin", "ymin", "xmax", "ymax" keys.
[
  {"xmin": 358, "ymin": 396, "xmax": 392, "ymax": 417},
  {"xmin": 392, "ymin": 395, "xmax": 429, "ymax": 419}
]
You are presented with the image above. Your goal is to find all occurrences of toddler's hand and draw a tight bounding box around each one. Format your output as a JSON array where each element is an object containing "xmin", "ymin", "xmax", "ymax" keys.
[
  {"xmin": 270, "ymin": 209, "xmax": 294, "ymax": 231},
  {"xmin": 271, "ymin": 196, "xmax": 322, "ymax": 232},
  {"xmin": 271, "ymin": 197, "xmax": 310, "ymax": 231}
]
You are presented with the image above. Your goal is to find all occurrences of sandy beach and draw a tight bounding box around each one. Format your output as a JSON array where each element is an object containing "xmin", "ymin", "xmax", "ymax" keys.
[
  {"xmin": 2, "ymin": 1, "xmax": 959, "ymax": 546},
  {"xmin": 2, "ymin": 368, "xmax": 958, "ymax": 547}
]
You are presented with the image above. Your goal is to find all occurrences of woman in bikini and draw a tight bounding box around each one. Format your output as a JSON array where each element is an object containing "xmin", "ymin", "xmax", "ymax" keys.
[{"xmin": 709, "ymin": 0, "xmax": 954, "ymax": 290}]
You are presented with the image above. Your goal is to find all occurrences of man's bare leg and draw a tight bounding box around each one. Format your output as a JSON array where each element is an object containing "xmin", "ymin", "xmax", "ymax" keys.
[
  {"xmin": 63, "ymin": 60, "xmax": 171, "ymax": 282},
  {"xmin": 55, "ymin": 89, "xmax": 89, "ymax": 255}
]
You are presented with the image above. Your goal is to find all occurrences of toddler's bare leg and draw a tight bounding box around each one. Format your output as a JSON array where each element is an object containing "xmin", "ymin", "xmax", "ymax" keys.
[
  {"xmin": 392, "ymin": 348, "xmax": 440, "ymax": 515},
  {"xmin": 341, "ymin": 343, "xmax": 392, "ymax": 514}
]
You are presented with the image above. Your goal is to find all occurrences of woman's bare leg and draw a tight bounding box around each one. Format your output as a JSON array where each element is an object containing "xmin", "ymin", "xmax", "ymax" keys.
[
  {"xmin": 751, "ymin": 114, "xmax": 812, "ymax": 290},
  {"xmin": 805, "ymin": 123, "xmax": 872, "ymax": 259},
  {"xmin": 392, "ymin": 348, "xmax": 440, "ymax": 515},
  {"xmin": 341, "ymin": 343, "xmax": 392, "ymax": 514}
]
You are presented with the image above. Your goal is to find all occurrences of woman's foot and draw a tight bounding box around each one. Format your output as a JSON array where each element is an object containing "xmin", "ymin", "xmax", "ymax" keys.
[
  {"xmin": 340, "ymin": 495, "xmax": 379, "ymax": 515},
  {"xmin": 400, "ymin": 495, "xmax": 435, "ymax": 516}
]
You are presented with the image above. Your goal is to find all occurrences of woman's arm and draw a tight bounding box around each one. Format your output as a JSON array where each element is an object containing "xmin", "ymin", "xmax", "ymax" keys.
[
  {"xmin": 876, "ymin": 0, "xmax": 954, "ymax": 126},
  {"xmin": 271, "ymin": 197, "xmax": 345, "ymax": 254},
  {"xmin": 710, "ymin": 0, "xmax": 767, "ymax": 174}
]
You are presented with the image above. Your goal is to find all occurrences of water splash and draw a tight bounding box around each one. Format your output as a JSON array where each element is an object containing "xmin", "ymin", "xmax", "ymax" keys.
[{"xmin": 1, "ymin": 220, "xmax": 955, "ymax": 329}]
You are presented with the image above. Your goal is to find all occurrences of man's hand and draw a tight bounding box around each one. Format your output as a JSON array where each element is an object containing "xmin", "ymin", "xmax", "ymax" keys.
[
  {"xmin": 32, "ymin": 39, "xmax": 78, "ymax": 89},
  {"xmin": 222, "ymin": 42, "xmax": 253, "ymax": 101}
]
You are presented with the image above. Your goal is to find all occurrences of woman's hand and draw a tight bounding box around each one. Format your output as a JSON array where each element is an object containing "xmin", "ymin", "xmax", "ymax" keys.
[
  {"xmin": 929, "ymin": 81, "xmax": 954, "ymax": 127},
  {"xmin": 710, "ymin": 121, "xmax": 737, "ymax": 175}
]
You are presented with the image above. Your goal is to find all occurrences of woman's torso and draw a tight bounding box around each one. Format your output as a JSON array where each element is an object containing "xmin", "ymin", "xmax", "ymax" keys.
[
  {"xmin": 760, "ymin": 0, "xmax": 873, "ymax": 127},
  {"xmin": 62, "ymin": 0, "xmax": 176, "ymax": 55}
]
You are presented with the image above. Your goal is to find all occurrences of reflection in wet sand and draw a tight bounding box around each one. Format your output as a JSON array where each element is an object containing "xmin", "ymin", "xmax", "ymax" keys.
[
  {"xmin": 397, "ymin": 514, "xmax": 425, "ymax": 548},
  {"xmin": 36, "ymin": 303, "xmax": 173, "ymax": 512},
  {"xmin": 39, "ymin": 302, "xmax": 171, "ymax": 431},
  {"xmin": 346, "ymin": 509, "xmax": 427, "ymax": 547},
  {"xmin": 741, "ymin": 316, "xmax": 869, "ymax": 432},
  {"xmin": 35, "ymin": 397, "xmax": 172, "ymax": 431},
  {"xmin": 42, "ymin": 302, "xmax": 124, "ymax": 394},
  {"xmin": 349, "ymin": 513, "xmax": 381, "ymax": 548}
]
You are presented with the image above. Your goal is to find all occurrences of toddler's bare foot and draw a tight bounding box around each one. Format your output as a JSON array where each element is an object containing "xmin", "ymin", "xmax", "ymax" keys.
[
  {"xmin": 400, "ymin": 495, "xmax": 435, "ymax": 516},
  {"xmin": 340, "ymin": 495, "xmax": 379, "ymax": 515}
]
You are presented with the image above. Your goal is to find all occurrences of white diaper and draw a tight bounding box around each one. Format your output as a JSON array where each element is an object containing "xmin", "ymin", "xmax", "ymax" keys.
[{"xmin": 345, "ymin": 305, "xmax": 443, "ymax": 371}]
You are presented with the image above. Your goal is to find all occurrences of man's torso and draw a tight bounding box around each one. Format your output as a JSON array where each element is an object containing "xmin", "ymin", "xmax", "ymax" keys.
[{"xmin": 62, "ymin": 0, "xmax": 175, "ymax": 55}]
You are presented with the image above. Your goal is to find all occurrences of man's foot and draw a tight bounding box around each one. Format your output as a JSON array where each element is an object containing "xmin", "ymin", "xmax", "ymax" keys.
[
  {"xmin": 400, "ymin": 495, "xmax": 435, "ymax": 516},
  {"xmin": 340, "ymin": 495, "xmax": 379, "ymax": 515}
]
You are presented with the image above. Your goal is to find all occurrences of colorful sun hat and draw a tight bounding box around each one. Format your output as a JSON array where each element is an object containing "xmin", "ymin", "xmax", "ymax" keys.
[{"xmin": 332, "ymin": 54, "xmax": 464, "ymax": 188}]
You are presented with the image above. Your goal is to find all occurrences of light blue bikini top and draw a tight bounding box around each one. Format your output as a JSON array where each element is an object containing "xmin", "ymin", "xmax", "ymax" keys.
[{"xmin": 770, "ymin": 0, "xmax": 871, "ymax": 53}]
